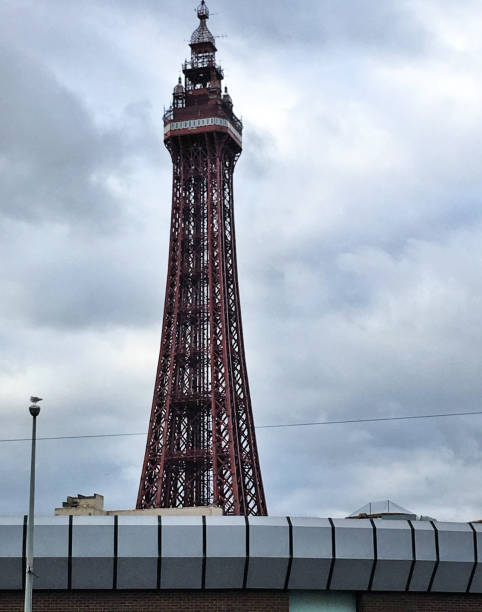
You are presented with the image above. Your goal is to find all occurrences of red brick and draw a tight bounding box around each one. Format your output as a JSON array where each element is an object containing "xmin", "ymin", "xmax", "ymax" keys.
[
  {"xmin": 358, "ymin": 592, "xmax": 482, "ymax": 612},
  {"xmin": 0, "ymin": 590, "xmax": 289, "ymax": 612}
]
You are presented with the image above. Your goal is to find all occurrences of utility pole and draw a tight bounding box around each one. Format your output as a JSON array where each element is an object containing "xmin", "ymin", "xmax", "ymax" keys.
[{"xmin": 24, "ymin": 396, "xmax": 42, "ymax": 612}]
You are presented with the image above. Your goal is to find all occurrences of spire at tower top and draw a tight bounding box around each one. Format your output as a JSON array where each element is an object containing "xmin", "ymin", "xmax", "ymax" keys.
[
  {"xmin": 197, "ymin": 0, "xmax": 209, "ymax": 20},
  {"xmin": 191, "ymin": 1, "xmax": 215, "ymax": 46}
]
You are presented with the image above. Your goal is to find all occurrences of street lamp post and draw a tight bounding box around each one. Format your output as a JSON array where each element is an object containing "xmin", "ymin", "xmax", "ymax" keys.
[{"xmin": 24, "ymin": 397, "xmax": 41, "ymax": 612}]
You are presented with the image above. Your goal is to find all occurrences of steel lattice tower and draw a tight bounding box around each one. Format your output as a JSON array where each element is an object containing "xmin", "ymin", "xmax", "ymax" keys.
[{"xmin": 137, "ymin": 1, "xmax": 267, "ymax": 515}]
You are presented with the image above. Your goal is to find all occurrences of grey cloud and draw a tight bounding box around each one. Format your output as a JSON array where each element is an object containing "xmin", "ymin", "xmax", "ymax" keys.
[
  {"xmin": 0, "ymin": 42, "xmax": 159, "ymax": 230},
  {"xmin": 1, "ymin": 0, "xmax": 482, "ymax": 524},
  {"xmin": 0, "ymin": 219, "xmax": 169, "ymax": 330},
  {"xmin": 0, "ymin": 34, "xmax": 166, "ymax": 330},
  {"xmin": 95, "ymin": 0, "xmax": 427, "ymax": 56},
  {"xmin": 227, "ymin": 0, "xmax": 427, "ymax": 55}
]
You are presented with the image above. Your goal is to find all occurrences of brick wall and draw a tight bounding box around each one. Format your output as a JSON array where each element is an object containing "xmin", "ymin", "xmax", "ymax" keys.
[
  {"xmin": 2, "ymin": 590, "xmax": 482, "ymax": 611},
  {"xmin": 358, "ymin": 592, "xmax": 482, "ymax": 612},
  {"xmin": 0, "ymin": 590, "xmax": 289, "ymax": 611}
]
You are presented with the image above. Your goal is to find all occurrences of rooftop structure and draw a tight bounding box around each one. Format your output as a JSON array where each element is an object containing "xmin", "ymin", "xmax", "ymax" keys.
[
  {"xmin": 1, "ymin": 514, "xmax": 481, "ymax": 596},
  {"xmin": 54, "ymin": 494, "xmax": 222, "ymax": 517},
  {"xmin": 348, "ymin": 500, "xmax": 437, "ymax": 522}
]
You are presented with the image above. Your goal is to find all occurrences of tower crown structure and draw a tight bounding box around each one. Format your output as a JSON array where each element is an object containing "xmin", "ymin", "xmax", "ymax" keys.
[
  {"xmin": 137, "ymin": 3, "xmax": 267, "ymax": 516},
  {"xmin": 163, "ymin": 1, "xmax": 242, "ymax": 149},
  {"xmin": 191, "ymin": 1, "xmax": 214, "ymax": 46},
  {"xmin": 196, "ymin": 0, "xmax": 210, "ymax": 20}
]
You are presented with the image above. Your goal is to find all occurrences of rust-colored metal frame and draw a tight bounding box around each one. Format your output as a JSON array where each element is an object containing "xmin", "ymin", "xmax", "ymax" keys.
[{"xmin": 137, "ymin": 130, "xmax": 267, "ymax": 515}]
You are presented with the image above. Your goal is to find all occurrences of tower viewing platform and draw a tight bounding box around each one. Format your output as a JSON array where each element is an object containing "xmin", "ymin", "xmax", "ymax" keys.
[{"xmin": 163, "ymin": 0, "xmax": 243, "ymax": 148}]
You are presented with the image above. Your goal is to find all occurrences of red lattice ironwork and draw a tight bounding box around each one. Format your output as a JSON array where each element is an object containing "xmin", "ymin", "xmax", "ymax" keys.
[{"xmin": 137, "ymin": 1, "xmax": 267, "ymax": 515}]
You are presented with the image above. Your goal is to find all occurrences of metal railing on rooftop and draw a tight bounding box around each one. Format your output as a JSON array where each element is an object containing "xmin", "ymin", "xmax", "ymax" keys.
[{"xmin": 183, "ymin": 57, "xmax": 224, "ymax": 79}]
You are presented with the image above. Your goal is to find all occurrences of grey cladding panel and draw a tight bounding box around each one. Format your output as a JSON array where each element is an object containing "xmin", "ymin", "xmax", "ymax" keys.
[
  {"xmin": 161, "ymin": 558, "xmax": 203, "ymax": 589},
  {"xmin": 205, "ymin": 516, "xmax": 245, "ymax": 589},
  {"xmin": 72, "ymin": 516, "xmax": 114, "ymax": 557},
  {"xmin": 331, "ymin": 559, "xmax": 373, "ymax": 591},
  {"xmin": 289, "ymin": 517, "xmax": 332, "ymax": 590},
  {"xmin": 117, "ymin": 558, "xmax": 157, "ymax": 590},
  {"xmin": 246, "ymin": 516, "xmax": 289, "ymax": 589},
  {"xmin": 0, "ymin": 559, "xmax": 22, "ymax": 590},
  {"xmin": 0, "ymin": 518, "xmax": 24, "ymax": 557},
  {"xmin": 206, "ymin": 516, "xmax": 245, "ymax": 557},
  {"xmin": 374, "ymin": 520, "xmax": 412, "ymax": 560},
  {"xmin": 33, "ymin": 518, "xmax": 69, "ymax": 589},
  {"xmin": 205, "ymin": 557, "xmax": 245, "ymax": 589},
  {"xmin": 72, "ymin": 516, "xmax": 114, "ymax": 589},
  {"xmin": 330, "ymin": 520, "xmax": 374, "ymax": 591},
  {"xmin": 117, "ymin": 516, "xmax": 158, "ymax": 590},
  {"xmin": 0, "ymin": 518, "xmax": 23, "ymax": 590},
  {"xmin": 371, "ymin": 520, "xmax": 412, "ymax": 591},
  {"xmin": 34, "ymin": 517, "xmax": 69, "ymax": 557},
  {"xmin": 432, "ymin": 522, "xmax": 474, "ymax": 593},
  {"xmin": 332, "ymin": 520, "xmax": 374, "ymax": 560},
  {"xmin": 248, "ymin": 517, "xmax": 290, "ymax": 557},
  {"xmin": 161, "ymin": 516, "xmax": 203, "ymax": 589},
  {"xmin": 72, "ymin": 558, "xmax": 114, "ymax": 590},
  {"xmin": 437, "ymin": 522, "xmax": 475, "ymax": 562},
  {"xmin": 35, "ymin": 559, "xmax": 68, "ymax": 590},
  {"xmin": 117, "ymin": 516, "xmax": 158, "ymax": 557},
  {"xmin": 409, "ymin": 521, "xmax": 436, "ymax": 592}
]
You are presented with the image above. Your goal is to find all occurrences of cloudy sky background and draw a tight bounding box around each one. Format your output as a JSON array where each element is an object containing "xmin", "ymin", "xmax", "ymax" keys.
[{"xmin": 1, "ymin": 0, "xmax": 482, "ymax": 520}]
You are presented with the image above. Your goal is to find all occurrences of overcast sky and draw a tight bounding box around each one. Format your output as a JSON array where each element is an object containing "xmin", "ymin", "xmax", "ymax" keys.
[{"xmin": 1, "ymin": 0, "xmax": 482, "ymax": 521}]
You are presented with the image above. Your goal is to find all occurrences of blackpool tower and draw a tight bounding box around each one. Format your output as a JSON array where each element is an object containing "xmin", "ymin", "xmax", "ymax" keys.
[{"xmin": 137, "ymin": 1, "xmax": 267, "ymax": 515}]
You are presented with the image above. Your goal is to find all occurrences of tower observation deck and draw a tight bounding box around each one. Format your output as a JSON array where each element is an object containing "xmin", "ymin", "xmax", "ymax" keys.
[
  {"xmin": 137, "ymin": 1, "xmax": 267, "ymax": 516},
  {"xmin": 163, "ymin": 1, "xmax": 243, "ymax": 149}
]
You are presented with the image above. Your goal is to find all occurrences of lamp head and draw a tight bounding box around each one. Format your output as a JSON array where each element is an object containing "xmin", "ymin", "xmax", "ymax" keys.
[{"xmin": 29, "ymin": 405, "xmax": 40, "ymax": 417}]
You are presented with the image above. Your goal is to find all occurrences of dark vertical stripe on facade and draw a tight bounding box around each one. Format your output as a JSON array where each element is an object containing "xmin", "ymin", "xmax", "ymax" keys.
[
  {"xmin": 326, "ymin": 518, "xmax": 336, "ymax": 590},
  {"xmin": 22, "ymin": 515, "xmax": 27, "ymax": 591},
  {"xmin": 201, "ymin": 516, "xmax": 207, "ymax": 589},
  {"xmin": 113, "ymin": 515, "xmax": 118, "ymax": 590},
  {"xmin": 242, "ymin": 516, "xmax": 250, "ymax": 589},
  {"xmin": 428, "ymin": 520, "xmax": 440, "ymax": 592},
  {"xmin": 405, "ymin": 520, "xmax": 416, "ymax": 592},
  {"xmin": 283, "ymin": 517, "xmax": 293, "ymax": 590},
  {"xmin": 367, "ymin": 519, "xmax": 378, "ymax": 591},
  {"xmin": 467, "ymin": 522, "xmax": 478, "ymax": 593},
  {"xmin": 68, "ymin": 515, "xmax": 73, "ymax": 590},
  {"xmin": 157, "ymin": 516, "xmax": 162, "ymax": 590}
]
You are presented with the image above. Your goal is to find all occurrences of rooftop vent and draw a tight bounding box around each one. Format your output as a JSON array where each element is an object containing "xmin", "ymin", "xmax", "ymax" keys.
[{"xmin": 348, "ymin": 499, "xmax": 435, "ymax": 521}]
